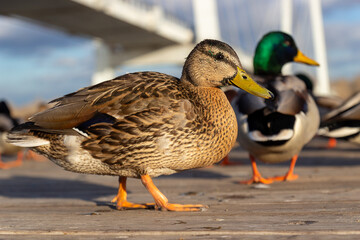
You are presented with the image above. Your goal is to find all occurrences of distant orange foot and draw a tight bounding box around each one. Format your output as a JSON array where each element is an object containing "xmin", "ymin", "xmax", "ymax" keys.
[
  {"xmin": 0, "ymin": 152, "xmax": 23, "ymax": 169},
  {"xmin": 326, "ymin": 138, "xmax": 337, "ymax": 149},
  {"xmin": 25, "ymin": 150, "xmax": 47, "ymax": 162},
  {"xmin": 219, "ymin": 155, "xmax": 242, "ymax": 166}
]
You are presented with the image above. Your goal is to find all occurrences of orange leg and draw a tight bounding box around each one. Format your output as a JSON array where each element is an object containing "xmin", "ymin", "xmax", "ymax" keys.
[
  {"xmin": 327, "ymin": 138, "xmax": 337, "ymax": 149},
  {"xmin": 111, "ymin": 176, "xmax": 153, "ymax": 210},
  {"xmin": 219, "ymin": 155, "xmax": 242, "ymax": 166},
  {"xmin": 0, "ymin": 151, "xmax": 23, "ymax": 169},
  {"xmin": 269, "ymin": 155, "xmax": 299, "ymax": 182},
  {"xmin": 141, "ymin": 174, "xmax": 207, "ymax": 211},
  {"xmin": 239, "ymin": 154, "xmax": 273, "ymax": 184},
  {"xmin": 25, "ymin": 150, "xmax": 46, "ymax": 162}
]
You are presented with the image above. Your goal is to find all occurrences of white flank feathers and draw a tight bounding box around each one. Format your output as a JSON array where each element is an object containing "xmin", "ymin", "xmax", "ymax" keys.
[{"xmin": 249, "ymin": 129, "xmax": 294, "ymax": 142}]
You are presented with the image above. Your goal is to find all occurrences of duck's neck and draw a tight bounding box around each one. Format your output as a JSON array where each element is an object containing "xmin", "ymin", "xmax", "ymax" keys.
[
  {"xmin": 180, "ymin": 75, "xmax": 225, "ymax": 106},
  {"xmin": 180, "ymin": 75, "xmax": 238, "ymax": 164}
]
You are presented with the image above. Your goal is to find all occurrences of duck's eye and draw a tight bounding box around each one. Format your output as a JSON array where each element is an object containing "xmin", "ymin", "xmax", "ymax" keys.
[
  {"xmin": 215, "ymin": 52, "xmax": 224, "ymax": 60},
  {"xmin": 283, "ymin": 40, "xmax": 291, "ymax": 47}
]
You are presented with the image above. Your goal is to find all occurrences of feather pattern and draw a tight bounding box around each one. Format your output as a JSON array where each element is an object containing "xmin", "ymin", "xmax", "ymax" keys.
[{"xmin": 318, "ymin": 92, "xmax": 360, "ymax": 144}]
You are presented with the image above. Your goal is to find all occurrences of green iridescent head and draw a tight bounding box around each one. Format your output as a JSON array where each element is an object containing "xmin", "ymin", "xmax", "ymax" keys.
[{"xmin": 253, "ymin": 31, "xmax": 319, "ymax": 75}]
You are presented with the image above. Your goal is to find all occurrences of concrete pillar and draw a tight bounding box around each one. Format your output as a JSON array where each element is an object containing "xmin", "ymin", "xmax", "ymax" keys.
[
  {"xmin": 310, "ymin": 0, "xmax": 331, "ymax": 95},
  {"xmin": 92, "ymin": 39, "xmax": 116, "ymax": 85},
  {"xmin": 193, "ymin": 0, "xmax": 221, "ymax": 42},
  {"xmin": 281, "ymin": 0, "xmax": 293, "ymax": 75}
]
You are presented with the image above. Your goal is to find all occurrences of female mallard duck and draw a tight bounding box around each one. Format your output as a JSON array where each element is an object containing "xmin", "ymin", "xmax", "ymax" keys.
[
  {"xmin": 0, "ymin": 100, "xmax": 24, "ymax": 169},
  {"xmin": 233, "ymin": 31, "xmax": 320, "ymax": 184},
  {"xmin": 7, "ymin": 39, "xmax": 273, "ymax": 211},
  {"xmin": 318, "ymin": 91, "xmax": 360, "ymax": 145}
]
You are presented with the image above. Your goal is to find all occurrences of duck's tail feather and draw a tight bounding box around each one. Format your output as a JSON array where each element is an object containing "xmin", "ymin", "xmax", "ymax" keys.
[{"xmin": 7, "ymin": 122, "xmax": 50, "ymax": 147}]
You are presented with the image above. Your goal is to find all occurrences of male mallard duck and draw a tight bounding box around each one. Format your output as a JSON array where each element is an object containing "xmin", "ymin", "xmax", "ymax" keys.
[
  {"xmin": 0, "ymin": 100, "xmax": 23, "ymax": 169},
  {"xmin": 318, "ymin": 91, "xmax": 360, "ymax": 145},
  {"xmin": 7, "ymin": 39, "xmax": 273, "ymax": 211},
  {"xmin": 233, "ymin": 31, "xmax": 320, "ymax": 184}
]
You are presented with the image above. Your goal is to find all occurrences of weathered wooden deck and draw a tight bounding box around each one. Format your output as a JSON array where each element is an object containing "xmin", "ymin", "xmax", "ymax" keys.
[{"xmin": 0, "ymin": 137, "xmax": 359, "ymax": 239}]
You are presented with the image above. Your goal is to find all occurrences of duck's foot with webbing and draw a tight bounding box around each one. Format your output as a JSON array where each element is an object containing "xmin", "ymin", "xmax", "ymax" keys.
[
  {"xmin": 268, "ymin": 155, "xmax": 299, "ymax": 182},
  {"xmin": 239, "ymin": 154, "xmax": 274, "ymax": 184},
  {"xmin": 112, "ymin": 175, "xmax": 208, "ymax": 211}
]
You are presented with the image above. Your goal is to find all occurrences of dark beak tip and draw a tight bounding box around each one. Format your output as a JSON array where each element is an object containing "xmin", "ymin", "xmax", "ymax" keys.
[{"xmin": 269, "ymin": 91, "xmax": 275, "ymax": 100}]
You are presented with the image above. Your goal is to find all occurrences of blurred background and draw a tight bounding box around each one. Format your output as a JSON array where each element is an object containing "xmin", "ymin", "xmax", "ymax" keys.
[{"xmin": 0, "ymin": 0, "xmax": 359, "ymax": 116}]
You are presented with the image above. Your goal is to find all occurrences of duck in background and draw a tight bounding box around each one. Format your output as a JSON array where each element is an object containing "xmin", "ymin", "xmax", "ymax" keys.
[
  {"xmin": 0, "ymin": 100, "xmax": 23, "ymax": 169},
  {"xmin": 318, "ymin": 91, "xmax": 360, "ymax": 145},
  {"xmin": 7, "ymin": 40, "xmax": 273, "ymax": 211},
  {"xmin": 233, "ymin": 31, "xmax": 320, "ymax": 184},
  {"xmin": 295, "ymin": 73, "xmax": 344, "ymax": 148}
]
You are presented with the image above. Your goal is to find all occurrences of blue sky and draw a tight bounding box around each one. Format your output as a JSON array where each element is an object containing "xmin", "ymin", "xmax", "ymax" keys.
[{"xmin": 0, "ymin": 0, "xmax": 359, "ymax": 105}]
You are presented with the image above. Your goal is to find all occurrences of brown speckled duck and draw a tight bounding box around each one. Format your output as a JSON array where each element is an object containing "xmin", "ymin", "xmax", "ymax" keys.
[{"xmin": 7, "ymin": 39, "xmax": 273, "ymax": 211}]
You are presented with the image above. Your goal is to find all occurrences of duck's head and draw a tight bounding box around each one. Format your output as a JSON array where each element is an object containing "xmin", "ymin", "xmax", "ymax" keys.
[
  {"xmin": 182, "ymin": 39, "xmax": 273, "ymax": 99},
  {"xmin": 253, "ymin": 31, "xmax": 319, "ymax": 75}
]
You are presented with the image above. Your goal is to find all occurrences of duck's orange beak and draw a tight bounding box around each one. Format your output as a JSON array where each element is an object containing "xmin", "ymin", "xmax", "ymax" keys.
[{"xmin": 294, "ymin": 51, "xmax": 320, "ymax": 66}]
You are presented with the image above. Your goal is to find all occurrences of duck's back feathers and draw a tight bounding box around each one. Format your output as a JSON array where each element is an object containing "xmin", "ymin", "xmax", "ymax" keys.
[
  {"xmin": 318, "ymin": 92, "xmax": 360, "ymax": 142},
  {"xmin": 30, "ymin": 72, "xmax": 183, "ymax": 130},
  {"xmin": 321, "ymin": 92, "xmax": 360, "ymax": 122},
  {"xmin": 8, "ymin": 72, "xmax": 217, "ymax": 176}
]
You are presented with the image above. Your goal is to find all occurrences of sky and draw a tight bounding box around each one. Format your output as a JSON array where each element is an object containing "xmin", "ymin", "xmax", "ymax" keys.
[{"xmin": 0, "ymin": 0, "xmax": 359, "ymax": 105}]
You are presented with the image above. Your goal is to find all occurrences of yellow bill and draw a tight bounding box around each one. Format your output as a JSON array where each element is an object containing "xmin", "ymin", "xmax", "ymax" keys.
[
  {"xmin": 230, "ymin": 67, "xmax": 274, "ymax": 99},
  {"xmin": 294, "ymin": 50, "xmax": 320, "ymax": 66}
]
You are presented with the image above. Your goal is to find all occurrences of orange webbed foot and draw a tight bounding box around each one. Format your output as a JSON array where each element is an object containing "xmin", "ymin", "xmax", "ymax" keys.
[
  {"xmin": 141, "ymin": 175, "xmax": 208, "ymax": 212},
  {"xmin": 269, "ymin": 155, "xmax": 299, "ymax": 182},
  {"xmin": 268, "ymin": 173, "xmax": 299, "ymax": 182},
  {"xmin": 239, "ymin": 154, "xmax": 273, "ymax": 184},
  {"xmin": 111, "ymin": 196, "xmax": 153, "ymax": 210},
  {"xmin": 239, "ymin": 176, "xmax": 274, "ymax": 185},
  {"xmin": 111, "ymin": 176, "xmax": 154, "ymax": 210},
  {"xmin": 156, "ymin": 203, "xmax": 207, "ymax": 212}
]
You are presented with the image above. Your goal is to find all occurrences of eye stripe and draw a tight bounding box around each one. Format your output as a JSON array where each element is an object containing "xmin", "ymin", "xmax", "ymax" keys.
[{"xmin": 201, "ymin": 49, "xmax": 237, "ymax": 69}]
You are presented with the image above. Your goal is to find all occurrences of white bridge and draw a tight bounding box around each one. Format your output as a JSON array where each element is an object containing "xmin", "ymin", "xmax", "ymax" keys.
[{"xmin": 0, "ymin": 0, "xmax": 330, "ymax": 95}]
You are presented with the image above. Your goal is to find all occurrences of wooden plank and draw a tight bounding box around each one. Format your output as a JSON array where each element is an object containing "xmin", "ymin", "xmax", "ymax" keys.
[{"xmin": 0, "ymin": 137, "xmax": 359, "ymax": 239}]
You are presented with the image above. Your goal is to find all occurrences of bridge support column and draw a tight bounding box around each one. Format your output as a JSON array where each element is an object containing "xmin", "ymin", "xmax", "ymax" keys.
[{"xmin": 92, "ymin": 39, "xmax": 116, "ymax": 85}]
